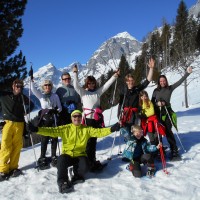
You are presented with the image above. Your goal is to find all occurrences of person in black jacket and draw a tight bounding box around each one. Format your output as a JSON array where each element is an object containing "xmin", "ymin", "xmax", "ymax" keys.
[
  {"xmin": 0, "ymin": 79, "xmax": 34, "ymax": 181},
  {"xmin": 118, "ymin": 58, "xmax": 155, "ymax": 161},
  {"xmin": 151, "ymin": 66, "xmax": 192, "ymax": 161}
]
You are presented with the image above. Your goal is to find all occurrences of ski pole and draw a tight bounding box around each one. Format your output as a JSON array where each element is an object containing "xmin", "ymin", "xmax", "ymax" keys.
[
  {"xmin": 107, "ymin": 131, "xmax": 117, "ymax": 160},
  {"xmin": 107, "ymin": 87, "xmax": 127, "ymax": 160},
  {"xmin": 21, "ymin": 93, "xmax": 39, "ymax": 171},
  {"xmin": 54, "ymin": 113, "xmax": 60, "ymax": 156},
  {"xmin": 164, "ymin": 106, "xmax": 186, "ymax": 152},
  {"xmin": 155, "ymin": 121, "xmax": 169, "ymax": 175},
  {"xmin": 108, "ymin": 78, "xmax": 118, "ymax": 126}
]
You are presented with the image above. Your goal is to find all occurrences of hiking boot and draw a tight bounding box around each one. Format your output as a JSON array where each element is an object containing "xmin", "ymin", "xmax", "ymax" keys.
[
  {"xmin": 9, "ymin": 169, "xmax": 23, "ymax": 177},
  {"xmin": 0, "ymin": 172, "xmax": 9, "ymax": 182},
  {"xmin": 58, "ymin": 181, "xmax": 74, "ymax": 194},
  {"xmin": 146, "ymin": 167, "xmax": 156, "ymax": 177},
  {"xmin": 50, "ymin": 156, "xmax": 58, "ymax": 167},
  {"xmin": 90, "ymin": 160, "xmax": 104, "ymax": 172},
  {"xmin": 126, "ymin": 163, "xmax": 134, "ymax": 172},
  {"xmin": 170, "ymin": 150, "xmax": 182, "ymax": 161},
  {"xmin": 38, "ymin": 157, "xmax": 50, "ymax": 170},
  {"xmin": 71, "ymin": 174, "xmax": 85, "ymax": 185}
]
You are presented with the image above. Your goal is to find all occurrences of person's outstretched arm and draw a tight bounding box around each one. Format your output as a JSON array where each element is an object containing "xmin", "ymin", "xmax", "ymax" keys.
[{"xmin": 147, "ymin": 58, "xmax": 155, "ymax": 82}]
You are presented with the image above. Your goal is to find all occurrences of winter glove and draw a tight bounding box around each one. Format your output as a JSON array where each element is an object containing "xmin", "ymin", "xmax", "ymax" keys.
[
  {"xmin": 28, "ymin": 65, "xmax": 34, "ymax": 80},
  {"xmin": 0, "ymin": 121, "xmax": 6, "ymax": 129},
  {"xmin": 110, "ymin": 122, "xmax": 121, "ymax": 132},
  {"xmin": 27, "ymin": 122, "xmax": 38, "ymax": 133},
  {"xmin": 52, "ymin": 108, "xmax": 59, "ymax": 115}
]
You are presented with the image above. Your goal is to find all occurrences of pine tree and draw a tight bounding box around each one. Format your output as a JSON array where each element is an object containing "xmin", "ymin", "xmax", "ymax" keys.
[
  {"xmin": 195, "ymin": 25, "xmax": 200, "ymax": 51},
  {"xmin": 170, "ymin": 0, "xmax": 198, "ymax": 108},
  {"xmin": 160, "ymin": 21, "xmax": 171, "ymax": 69},
  {"xmin": 100, "ymin": 55, "xmax": 133, "ymax": 110},
  {"xmin": 0, "ymin": 0, "xmax": 27, "ymax": 90}
]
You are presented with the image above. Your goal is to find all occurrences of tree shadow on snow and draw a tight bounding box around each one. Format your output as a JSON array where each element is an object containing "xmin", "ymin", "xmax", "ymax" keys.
[
  {"xmin": 174, "ymin": 131, "xmax": 200, "ymax": 153},
  {"xmin": 176, "ymin": 107, "xmax": 200, "ymax": 117}
]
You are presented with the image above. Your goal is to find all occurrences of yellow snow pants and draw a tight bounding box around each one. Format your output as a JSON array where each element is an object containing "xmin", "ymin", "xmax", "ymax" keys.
[{"xmin": 0, "ymin": 120, "xmax": 24, "ymax": 174}]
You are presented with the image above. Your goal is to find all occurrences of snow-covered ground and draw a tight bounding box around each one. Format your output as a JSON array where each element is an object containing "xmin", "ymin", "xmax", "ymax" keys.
[{"xmin": 0, "ymin": 66, "xmax": 200, "ymax": 199}]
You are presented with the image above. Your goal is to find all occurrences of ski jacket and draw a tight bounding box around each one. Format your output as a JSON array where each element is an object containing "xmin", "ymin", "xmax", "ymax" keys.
[
  {"xmin": 151, "ymin": 72, "xmax": 190, "ymax": 114},
  {"xmin": 31, "ymin": 82, "xmax": 62, "ymax": 112},
  {"xmin": 118, "ymin": 79, "xmax": 150, "ymax": 123},
  {"xmin": 37, "ymin": 124, "xmax": 111, "ymax": 157},
  {"xmin": 141, "ymin": 115, "xmax": 166, "ymax": 136},
  {"xmin": 0, "ymin": 91, "xmax": 34, "ymax": 122},
  {"xmin": 73, "ymin": 72, "xmax": 117, "ymax": 119},
  {"xmin": 56, "ymin": 84, "xmax": 81, "ymax": 107},
  {"xmin": 141, "ymin": 100, "xmax": 155, "ymax": 117},
  {"xmin": 125, "ymin": 136, "xmax": 158, "ymax": 160}
]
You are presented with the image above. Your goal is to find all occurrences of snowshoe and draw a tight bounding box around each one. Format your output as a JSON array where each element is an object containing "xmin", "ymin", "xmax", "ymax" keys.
[
  {"xmin": 0, "ymin": 172, "xmax": 10, "ymax": 182},
  {"xmin": 38, "ymin": 157, "xmax": 50, "ymax": 170},
  {"xmin": 9, "ymin": 169, "xmax": 23, "ymax": 178},
  {"xmin": 170, "ymin": 150, "xmax": 182, "ymax": 161},
  {"xmin": 71, "ymin": 174, "xmax": 85, "ymax": 185},
  {"xmin": 170, "ymin": 154, "xmax": 182, "ymax": 161},
  {"xmin": 126, "ymin": 163, "xmax": 134, "ymax": 172},
  {"xmin": 58, "ymin": 181, "xmax": 74, "ymax": 194},
  {"xmin": 90, "ymin": 160, "xmax": 107, "ymax": 173},
  {"xmin": 146, "ymin": 167, "xmax": 156, "ymax": 178},
  {"xmin": 50, "ymin": 156, "xmax": 58, "ymax": 167}
]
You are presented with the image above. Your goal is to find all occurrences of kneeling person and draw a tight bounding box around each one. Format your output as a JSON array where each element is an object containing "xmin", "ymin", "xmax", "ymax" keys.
[
  {"xmin": 27, "ymin": 110, "xmax": 120, "ymax": 194},
  {"xmin": 127, "ymin": 125, "xmax": 162, "ymax": 178}
]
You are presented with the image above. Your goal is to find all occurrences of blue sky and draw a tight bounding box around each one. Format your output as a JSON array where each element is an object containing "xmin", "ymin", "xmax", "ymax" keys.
[{"xmin": 18, "ymin": 0, "xmax": 197, "ymax": 72}]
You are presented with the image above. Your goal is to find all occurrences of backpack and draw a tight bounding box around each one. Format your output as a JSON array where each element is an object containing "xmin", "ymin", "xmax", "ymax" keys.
[{"xmin": 122, "ymin": 140, "xmax": 135, "ymax": 160}]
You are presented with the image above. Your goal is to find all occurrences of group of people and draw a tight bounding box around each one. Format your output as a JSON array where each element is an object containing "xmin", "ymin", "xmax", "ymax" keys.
[{"xmin": 0, "ymin": 59, "xmax": 192, "ymax": 194}]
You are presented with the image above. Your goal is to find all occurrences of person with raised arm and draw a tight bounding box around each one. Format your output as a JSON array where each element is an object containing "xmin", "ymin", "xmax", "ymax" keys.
[
  {"xmin": 151, "ymin": 66, "xmax": 192, "ymax": 161},
  {"xmin": 72, "ymin": 65, "xmax": 120, "ymax": 172}
]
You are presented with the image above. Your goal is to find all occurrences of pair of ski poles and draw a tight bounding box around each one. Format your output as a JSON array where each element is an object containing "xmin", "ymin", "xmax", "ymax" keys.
[{"xmin": 107, "ymin": 80, "xmax": 127, "ymax": 160}]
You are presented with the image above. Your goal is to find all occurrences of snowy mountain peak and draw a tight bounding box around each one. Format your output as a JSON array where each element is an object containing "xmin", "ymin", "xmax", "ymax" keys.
[
  {"xmin": 114, "ymin": 31, "xmax": 137, "ymax": 41},
  {"xmin": 189, "ymin": 0, "xmax": 200, "ymax": 18},
  {"xmin": 25, "ymin": 32, "xmax": 142, "ymax": 88}
]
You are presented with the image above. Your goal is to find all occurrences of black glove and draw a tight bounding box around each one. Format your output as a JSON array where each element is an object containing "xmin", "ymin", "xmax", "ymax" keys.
[
  {"xmin": 29, "ymin": 65, "xmax": 33, "ymax": 80},
  {"xmin": 52, "ymin": 108, "xmax": 59, "ymax": 115},
  {"xmin": 27, "ymin": 122, "xmax": 38, "ymax": 133},
  {"xmin": 0, "ymin": 121, "xmax": 6, "ymax": 129},
  {"xmin": 110, "ymin": 122, "xmax": 121, "ymax": 132}
]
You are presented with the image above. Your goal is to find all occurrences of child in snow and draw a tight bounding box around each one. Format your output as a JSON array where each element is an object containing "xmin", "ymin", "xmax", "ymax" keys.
[
  {"xmin": 118, "ymin": 58, "xmax": 155, "ymax": 162},
  {"xmin": 139, "ymin": 90, "xmax": 165, "ymax": 145},
  {"xmin": 127, "ymin": 125, "xmax": 162, "ymax": 178}
]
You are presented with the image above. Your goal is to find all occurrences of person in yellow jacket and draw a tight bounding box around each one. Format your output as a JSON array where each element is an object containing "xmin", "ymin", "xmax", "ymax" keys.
[
  {"xmin": 140, "ymin": 90, "xmax": 158, "ymax": 146},
  {"xmin": 27, "ymin": 109, "xmax": 120, "ymax": 194}
]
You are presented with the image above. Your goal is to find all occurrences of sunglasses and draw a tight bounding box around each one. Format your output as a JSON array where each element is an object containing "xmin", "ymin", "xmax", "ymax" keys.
[
  {"xmin": 15, "ymin": 84, "xmax": 23, "ymax": 88},
  {"xmin": 44, "ymin": 84, "xmax": 51, "ymax": 87},
  {"xmin": 72, "ymin": 115, "xmax": 82, "ymax": 118},
  {"xmin": 62, "ymin": 78, "xmax": 71, "ymax": 81}
]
